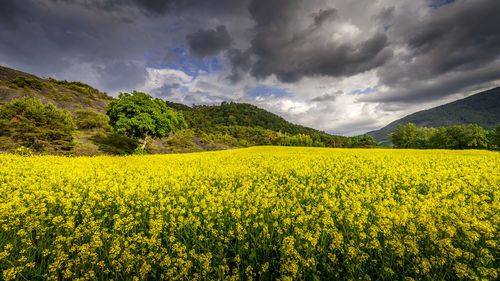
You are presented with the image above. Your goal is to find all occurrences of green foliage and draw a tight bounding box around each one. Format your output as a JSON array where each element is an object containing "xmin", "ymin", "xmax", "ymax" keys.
[
  {"xmin": 132, "ymin": 147, "xmax": 149, "ymax": 155},
  {"xmin": 186, "ymin": 101, "xmax": 321, "ymax": 134},
  {"xmin": 49, "ymin": 78, "xmax": 113, "ymax": 100},
  {"xmin": 107, "ymin": 91, "xmax": 187, "ymax": 143},
  {"xmin": 277, "ymin": 133, "xmax": 314, "ymax": 147},
  {"xmin": 194, "ymin": 126, "xmax": 334, "ymax": 148},
  {"xmin": 10, "ymin": 76, "xmax": 43, "ymax": 90},
  {"xmin": 172, "ymin": 101, "xmax": 348, "ymax": 148},
  {"xmin": 347, "ymin": 134, "xmax": 377, "ymax": 148},
  {"xmin": 74, "ymin": 110, "xmax": 111, "ymax": 130},
  {"xmin": 162, "ymin": 129, "xmax": 197, "ymax": 150},
  {"xmin": 390, "ymin": 123, "xmax": 491, "ymax": 150},
  {"xmin": 369, "ymin": 87, "xmax": 500, "ymax": 144},
  {"xmin": 390, "ymin": 123, "xmax": 433, "ymax": 149},
  {"xmin": 89, "ymin": 132, "xmax": 139, "ymax": 155},
  {"xmin": 164, "ymin": 100, "xmax": 193, "ymax": 111},
  {"xmin": 0, "ymin": 97, "xmax": 76, "ymax": 152},
  {"xmin": 487, "ymin": 124, "xmax": 500, "ymax": 150}
]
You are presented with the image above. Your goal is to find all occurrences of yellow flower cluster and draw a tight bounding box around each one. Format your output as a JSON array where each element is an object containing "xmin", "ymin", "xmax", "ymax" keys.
[{"xmin": 0, "ymin": 147, "xmax": 498, "ymax": 280}]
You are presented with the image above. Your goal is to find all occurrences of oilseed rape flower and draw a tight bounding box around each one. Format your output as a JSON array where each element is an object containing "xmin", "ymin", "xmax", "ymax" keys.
[{"xmin": 0, "ymin": 147, "xmax": 499, "ymax": 280}]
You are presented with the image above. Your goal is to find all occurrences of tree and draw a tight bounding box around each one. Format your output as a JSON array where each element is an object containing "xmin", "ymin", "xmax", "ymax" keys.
[
  {"xmin": 462, "ymin": 124, "xmax": 488, "ymax": 149},
  {"xmin": 360, "ymin": 134, "xmax": 377, "ymax": 148},
  {"xmin": 346, "ymin": 134, "xmax": 377, "ymax": 148},
  {"xmin": 0, "ymin": 96, "xmax": 76, "ymax": 152},
  {"xmin": 428, "ymin": 127, "xmax": 450, "ymax": 149},
  {"xmin": 487, "ymin": 124, "xmax": 500, "ymax": 150},
  {"xmin": 106, "ymin": 91, "xmax": 186, "ymax": 149},
  {"xmin": 390, "ymin": 123, "xmax": 433, "ymax": 148},
  {"xmin": 439, "ymin": 124, "xmax": 488, "ymax": 149}
]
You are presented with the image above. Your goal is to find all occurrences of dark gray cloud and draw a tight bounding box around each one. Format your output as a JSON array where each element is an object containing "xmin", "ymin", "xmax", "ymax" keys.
[
  {"xmin": 2, "ymin": 0, "xmax": 500, "ymax": 136},
  {"xmin": 0, "ymin": 0, "xmax": 152, "ymax": 84},
  {"xmin": 0, "ymin": 0, "xmax": 248, "ymax": 93},
  {"xmin": 372, "ymin": 0, "xmax": 500, "ymax": 103},
  {"xmin": 52, "ymin": 0, "xmax": 250, "ymax": 18},
  {"xmin": 94, "ymin": 61, "xmax": 148, "ymax": 91},
  {"xmin": 365, "ymin": 62, "xmax": 500, "ymax": 104},
  {"xmin": 311, "ymin": 91, "xmax": 343, "ymax": 102},
  {"xmin": 186, "ymin": 26, "xmax": 232, "ymax": 59},
  {"xmin": 312, "ymin": 8, "xmax": 338, "ymax": 26},
  {"xmin": 226, "ymin": 48, "xmax": 252, "ymax": 83},
  {"xmin": 0, "ymin": 0, "xmax": 24, "ymax": 27},
  {"xmin": 152, "ymin": 83, "xmax": 181, "ymax": 98},
  {"xmin": 245, "ymin": 0, "xmax": 392, "ymax": 82}
]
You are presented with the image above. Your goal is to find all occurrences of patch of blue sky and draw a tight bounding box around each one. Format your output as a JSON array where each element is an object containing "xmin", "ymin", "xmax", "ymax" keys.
[
  {"xmin": 145, "ymin": 47, "xmax": 224, "ymax": 78},
  {"xmin": 350, "ymin": 87, "xmax": 377, "ymax": 95},
  {"xmin": 61, "ymin": 26, "xmax": 73, "ymax": 35},
  {"xmin": 429, "ymin": 0, "xmax": 455, "ymax": 9},
  {"xmin": 245, "ymin": 85, "xmax": 290, "ymax": 99}
]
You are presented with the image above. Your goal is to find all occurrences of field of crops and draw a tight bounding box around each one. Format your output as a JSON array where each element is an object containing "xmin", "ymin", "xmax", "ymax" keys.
[{"xmin": 0, "ymin": 147, "xmax": 498, "ymax": 280}]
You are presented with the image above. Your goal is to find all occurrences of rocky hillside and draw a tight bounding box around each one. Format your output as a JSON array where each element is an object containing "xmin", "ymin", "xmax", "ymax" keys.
[{"xmin": 0, "ymin": 65, "xmax": 113, "ymax": 113}]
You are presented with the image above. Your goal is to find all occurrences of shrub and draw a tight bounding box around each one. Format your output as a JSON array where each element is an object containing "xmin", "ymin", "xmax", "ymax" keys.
[
  {"xmin": 10, "ymin": 76, "xmax": 43, "ymax": 90},
  {"xmin": 74, "ymin": 110, "xmax": 111, "ymax": 130},
  {"xmin": 132, "ymin": 147, "xmax": 149, "ymax": 155},
  {"xmin": 90, "ymin": 132, "xmax": 139, "ymax": 155},
  {"xmin": 0, "ymin": 97, "xmax": 76, "ymax": 152}
]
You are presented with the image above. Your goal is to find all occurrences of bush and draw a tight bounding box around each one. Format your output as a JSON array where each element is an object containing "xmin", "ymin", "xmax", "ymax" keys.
[
  {"xmin": 74, "ymin": 110, "xmax": 111, "ymax": 130},
  {"xmin": 132, "ymin": 147, "xmax": 149, "ymax": 155},
  {"xmin": 90, "ymin": 132, "xmax": 139, "ymax": 155},
  {"xmin": 0, "ymin": 97, "xmax": 76, "ymax": 153},
  {"xmin": 163, "ymin": 130, "xmax": 196, "ymax": 148},
  {"xmin": 10, "ymin": 76, "xmax": 43, "ymax": 90}
]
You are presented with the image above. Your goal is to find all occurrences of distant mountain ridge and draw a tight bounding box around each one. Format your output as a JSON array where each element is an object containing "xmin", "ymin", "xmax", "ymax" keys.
[{"xmin": 367, "ymin": 87, "xmax": 500, "ymax": 144}]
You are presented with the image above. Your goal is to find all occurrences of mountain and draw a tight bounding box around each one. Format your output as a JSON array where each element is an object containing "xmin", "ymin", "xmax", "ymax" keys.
[
  {"xmin": 0, "ymin": 65, "xmax": 353, "ymax": 155},
  {"xmin": 367, "ymin": 87, "xmax": 500, "ymax": 144}
]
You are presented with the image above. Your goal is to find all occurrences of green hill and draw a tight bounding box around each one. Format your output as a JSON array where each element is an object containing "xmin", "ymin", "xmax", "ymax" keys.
[
  {"xmin": 367, "ymin": 87, "xmax": 500, "ymax": 145},
  {"xmin": 163, "ymin": 101, "xmax": 348, "ymax": 147},
  {"xmin": 0, "ymin": 65, "xmax": 354, "ymax": 155}
]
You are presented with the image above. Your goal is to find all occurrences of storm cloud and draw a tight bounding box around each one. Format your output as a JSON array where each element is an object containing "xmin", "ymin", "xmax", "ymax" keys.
[
  {"xmin": 246, "ymin": 0, "xmax": 393, "ymax": 82},
  {"xmin": 1, "ymin": 0, "xmax": 500, "ymax": 135},
  {"xmin": 370, "ymin": 0, "xmax": 500, "ymax": 103},
  {"xmin": 187, "ymin": 26, "xmax": 232, "ymax": 59}
]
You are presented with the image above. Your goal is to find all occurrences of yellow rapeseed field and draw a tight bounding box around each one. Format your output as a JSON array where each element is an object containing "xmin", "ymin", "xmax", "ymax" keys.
[{"xmin": 0, "ymin": 147, "xmax": 498, "ymax": 280}]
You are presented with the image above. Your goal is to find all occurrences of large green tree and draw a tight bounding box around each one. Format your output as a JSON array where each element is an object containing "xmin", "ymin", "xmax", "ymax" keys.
[
  {"xmin": 390, "ymin": 123, "xmax": 432, "ymax": 148},
  {"xmin": 106, "ymin": 91, "xmax": 186, "ymax": 149}
]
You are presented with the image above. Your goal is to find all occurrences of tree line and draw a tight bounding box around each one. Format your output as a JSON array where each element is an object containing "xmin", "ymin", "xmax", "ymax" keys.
[
  {"xmin": 0, "ymin": 92, "xmax": 377, "ymax": 155},
  {"xmin": 6, "ymin": 91, "xmax": 497, "ymax": 155},
  {"xmin": 390, "ymin": 123, "xmax": 500, "ymax": 150}
]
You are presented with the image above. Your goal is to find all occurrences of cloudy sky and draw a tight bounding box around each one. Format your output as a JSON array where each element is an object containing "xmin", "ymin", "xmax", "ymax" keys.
[{"xmin": 1, "ymin": 0, "xmax": 499, "ymax": 135}]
